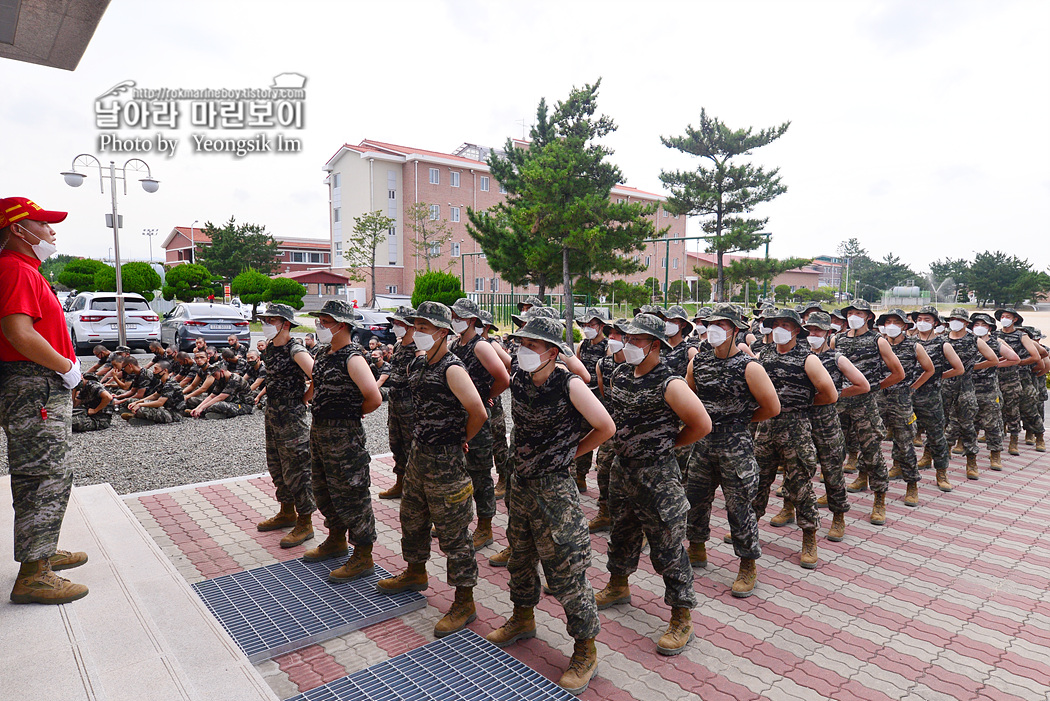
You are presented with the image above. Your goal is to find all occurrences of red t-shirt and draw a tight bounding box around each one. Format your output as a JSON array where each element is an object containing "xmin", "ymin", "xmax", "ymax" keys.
[{"xmin": 0, "ymin": 250, "xmax": 76, "ymax": 363}]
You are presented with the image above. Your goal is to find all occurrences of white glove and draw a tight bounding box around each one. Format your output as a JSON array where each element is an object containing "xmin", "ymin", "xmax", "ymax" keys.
[{"xmin": 59, "ymin": 360, "xmax": 82, "ymax": 390}]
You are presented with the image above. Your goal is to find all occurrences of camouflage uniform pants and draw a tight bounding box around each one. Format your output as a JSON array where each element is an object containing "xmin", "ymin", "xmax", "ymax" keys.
[
  {"xmin": 490, "ymin": 395, "xmax": 509, "ymax": 479},
  {"xmin": 1020, "ymin": 371, "xmax": 1046, "ymax": 435},
  {"xmin": 399, "ymin": 443, "xmax": 477, "ymax": 587},
  {"xmin": 464, "ymin": 409, "xmax": 496, "ymax": 520},
  {"xmin": 686, "ymin": 429, "xmax": 761, "ymax": 560},
  {"xmin": 753, "ymin": 412, "xmax": 821, "ymax": 532},
  {"xmin": 882, "ymin": 389, "xmax": 920, "ymax": 484},
  {"xmin": 998, "ymin": 369, "xmax": 1022, "ymax": 436},
  {"xmin": 808, "ymin": 404, "xmax": 850, "ymax": 514},
  {"xmin": 133, "ymin": 406, "xmax": 180, "ymax": 424},
  {"xmin": 595, "ymin": 439, "xmax": 617, "ymax": 509},
  {"xmin": 72, "ymin": 409, "xmax": 112, "ymax": 433},
  {"xmin": 387, "ymin": 394, "xmax": 414, "ymax": 477},
  {"xmin": 506, "ymin": 471, "xmax": 600, "ymax": 640},
  {"xmin": 609, "ymin": 453, "xmax": 696, "ymax": 609},
  {"xmin": 185, "ymin": 394, "xmax": 207, "ymax": 410},
  {"xmin": 207, "ymin": 400, "xmax": 253, "ymax": 418},
  {"xmin": 943, "ymin": 378, "xmax": 979, "ymax": 456},
  {"xmin": 0, "ymin": 363, "xmax": 73, "ymax": 562},
  {"xmin": 310, "ymin": 419, "xmax": 375, "ymax": 546},
  {"xmin": 974, "ymin": 385, "xmax": 1004, "ymax": 452},
  {"xmin": 913, "ymin": 385, "xmax": 950, "ymax": 470},
  {"xmin": 264, "ymin": 406, "xmax": 315, "ymax": 515},
  {"xmin": 838, "ymin": 392, "xmax": 888, "ymax": 494}
]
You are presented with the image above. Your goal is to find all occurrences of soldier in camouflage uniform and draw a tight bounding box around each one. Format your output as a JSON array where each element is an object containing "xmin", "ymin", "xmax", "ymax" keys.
[
  {"xmin": 685, "ymin": 305, "xmax": 779, "ymax": 596},
  {"xmin": 0, "ymin": 196, "xmax": 89, "ymax": 604},
  {"xmin": 594, "ymin": 313, "xmax": 711, "ymax": 656},
  {"xmin": 943, "ymin": 309, "xmax": 1000, "ymax": 479},
  {"xmin": 189, "ymin": 364, "xmax": 254, "ymax": 419},
  {"xmin": 659, "ymin": 306, "xmax": 699, "ymax": 477},
  {"xmin": 257, "ymin": 304, "xmax": 317, "ymax": 548},
  {"xmin": 126, "ymin": 361, "xmax": 185, "ymax": 425},
  {"xmin": 302, "ymin": 301, "xmax": 384, "ymax": 583},
  {"xmin": 589, "ymin": 318, "xmax": 628, "ymax": 532},
  {"xmin": 970, "ymin": 313, "xmax": 1019, "ymax": 470},
  {"xmin": 1019, "ymin": 326, "xmax": 1048, "ymax": 450},
  {"xmin": 111, "ymin": 356, "xmax": 158, "ymax": 408},
  {"xmin": 479, "ymin": 310, "xmax": 512, "ymax": 498},
  {"xmin": 378, "ymin": 306, "xmax": 417, "ymax": 500},
  {"xmin": 994, "ymin": 309, "xmax": 1044, "ymax": 454},
  {"xmin": 573, "ymin": 308, "xmax": 609, "ymax": 492},
  {"xmin": 72, "ymin": 373, "xmax": 114, "ymax": 433},
  {"xmin": 911, "ymin": 307, "xmax": 965, "ymax": 491},
  {"xmin": 690, "ymin": 307, "xmax": 713, "ymax": 349},
  {"xmin": 485, "ymin": 316, "xmax": 614, "ymax": 694},
  {"xmin": 377, "ymin": 302, "xmax": 489, "ymax": 639}
]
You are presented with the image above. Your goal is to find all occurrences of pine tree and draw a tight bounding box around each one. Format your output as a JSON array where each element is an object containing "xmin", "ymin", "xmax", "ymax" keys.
[
  {"xmin": 406, "ymin": 202, "xmax": 454, "ymax": 272},
  {"xmin": 195, "ymin": 217, "xmax": 281, "ymax": 280},
  {"xmin": 345, "ymin": 210, "xmax": 395, "ymax": 306}
]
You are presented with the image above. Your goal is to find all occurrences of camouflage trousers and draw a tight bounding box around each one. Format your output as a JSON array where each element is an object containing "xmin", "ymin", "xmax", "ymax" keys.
[
  {"xmin": 686, "ymin": 428, "xmax": 761, "ymax": 560},
  {"xmin": 490, "ymin": 395, "xmax": 509, "ymax": 478},
  {"xmin": 133, "ymin": 406, "xmax": 180, "ymax": 424},
  {"xmin": 310, "ymin": 418, "xmax": 375, "ymax": 546},
  {"xmin": 595, "ymin": 439, "xmax": 617, "ymax": 509},
  {"xmin": 974, "ymin": 384, "xmax": 1004, "ymax": 452},
  {"xmin": 999, "ymin": 368, "xmax": 1023, "ymax": 436},
  {"xmin": 943, "ymin": 378, "xmax": 979, "ymax": 456},
  {"xmin": 72, "ymin": 408, "xmax": 113, "ymax": 433},
  {"xmin": 464, "ymin": 410, "xmax": 496, "ymax": 520},
  {"xmin": 0, "ymin": 363, "xmax": 74, "ymax": 562},
  {"xmin": 1020, "ymin": 371, "xmax": 1046, "ymax": 435},
  {"xmin": 808, "ymin": 404, "xmax": 850, "ymax": 514},
  {"xmin": 838, "ymin": 392, "xmax": 888, "ymax": 494},
  {"xmin": 506, "ymin": 470, "xmax": 600, "ymax": 640},
  {"xmin": 882, "ymin": 389, "xmax": 920, "ymax": 484},
  {"xmin": 754, "ymin": 412, "xmax": 821, "ymax": 532},
  {"xmin": 264, "ymin": 406, "xmax": 315, "ymax": 515},
  {"xmin": 387, "ymin": 394, "xmax": 414, "ymax": 477},
  {"xmin": 207, "ymin": 400, "xmax": 254, "ymax": 418},
  {"xmin": 185, "ymin": 394, "xmax": 207, "ymax": 410},
  {"xmin": 399, "ymin": 443, "xmax": 477, "ymax": 588},
  {"xmin": 913, "ymin": 385, "xmax": 950, "ymax": 470},
  {"xmin": 609, "ymin": 453, "xmax": 696, "ymax": 609}
]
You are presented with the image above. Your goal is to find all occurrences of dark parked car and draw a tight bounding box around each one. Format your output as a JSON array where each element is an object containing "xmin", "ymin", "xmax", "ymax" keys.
[
  {"xmin": 160, "ymin": 302, "xmax": 251, "ymax": 351},
  {"xmin": 351, "ymin": 308, "xmax": 396, "ymax": 346}
]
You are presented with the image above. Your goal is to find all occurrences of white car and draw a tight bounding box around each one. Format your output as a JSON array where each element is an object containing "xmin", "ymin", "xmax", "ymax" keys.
[{"xmin": 66, "ymin": 291, "xmax": 161, "ymax": 354}]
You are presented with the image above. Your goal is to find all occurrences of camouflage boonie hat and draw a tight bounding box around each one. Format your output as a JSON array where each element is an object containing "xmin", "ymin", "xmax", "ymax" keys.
[
  {"xmin": 1021, "ymin": 325, "xmax": 1043, "ymax": 340},
  {"xmin": 764, "ymin": 308, "xmax": 808, "ymax": 338},
  {"xmin": 632, "ymin": 304, "xmax": 658, "ymax": 317},
  {"xmin": 797, "ymin": 300, "xmax": 823, "ymax": 316},
  {"xmin": 909, "ymin": 305, "xmax": 941, "ymax": 323},
  {"xmin": 386, "ymin": 305, "xmax": 416, "ymax": 325},
  {"xmin": 512, "ymin": 305, "xmax": 558, "ymax": 328},
  {"xmin": 946, "ymin": 308, "xmax": 970, "ymax": 322},
  {"xmin": 511, "ymin": 316, "xmax": 571, "ymax": 355},
  {"xmin": 705, "ymin": 303, "xmax": 750, "ymax": 330},
  {"xmin": 753, "ymin": 297, "xmax": 775, "ymax": 312},
  {"xmin": 478, "ymin": 309, "xmax": 499, "ymax": 332},
  {"xmin": 693, "ymin": 306, "xmax": 714, "ymax": 321},
  {"xmin": 574, "ymin": 307, "xmax": 606, "ymax": 325},
  {"xmin": 516, "ymin": 295, "xmax": 544, "ymax": 312},
  {"xmin": 260, "ymin": 303, "xmax": 296, "ymax": 323},
  {"xmin": 831, "ymin": 308, "xmax": 847, "ymax": 321},
  {"xmin": 842, "ymin": 298, "xmax": 875, "ymax": 317},
  {"xmin": 451, "ymin": 297, "xmax": 481, "ymax": 321},
  {"xmin": 969, "ymin": 312, "xmax": 996, "ymax": 328},
  {"xmin": 803, "ymin": 311, "xmax": 833, "ymax": 331},
  {"xmin": 114, "ymin": 345, "xmax": 132, "ymax": 354},
  {"xmin": 603, "ymin": 317, "xmax": 629, "ymax": 334},
  {"xmin": 663, "ymin": 305, "xmax": 694, "ymax": 335},
  {"xmin": 875, "ymin": 308, "xmax": 909, "ymax": 327},
  {"xmin": 405, "ymin": 301, "xmax": 453, "ymax": 330},
  {"xmin": 993, "ymin": 308, "xmax": 1025, "ymax": 325},
  {"xmin": 308, "ymin": 300, "xmax": 356, "ymax": 324},
  {"xmin": 622, "ymin": 313, "xmax": 672, "ymax": 349}
]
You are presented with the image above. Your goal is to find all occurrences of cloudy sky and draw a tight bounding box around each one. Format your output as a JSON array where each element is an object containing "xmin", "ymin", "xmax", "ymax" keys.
[{"xmin": 2, "ymin": 0, "xmax": 1047, "ymax": 278}]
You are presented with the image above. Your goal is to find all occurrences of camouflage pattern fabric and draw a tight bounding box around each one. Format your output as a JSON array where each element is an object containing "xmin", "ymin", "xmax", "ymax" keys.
[
  {"xmin": 1019, "ymin": 370, "xmax": 1045, "ymax": 435},
  {"xmin": 262, "ymin": 338, "xmax": 310, "ymax": 412},
  {"xmin": 835, "ymin": 330, "xmax": 886, "ymax": 389},
  {"xmin": 595, "ymin": 441, "xmax": 616, "ymax": 509},
  {"xmin": 310, "ymin": 418, "xmax": 375, "ymax": 546},
  {"xmin": 974, "ymin": 387, "xmax": 1004, "ymax": 452},
  {"xmin": 244, "ymin": 360, "xmax": 266, "ymax": 384},
  {"xmin": 311, "ymin": 342, "xmax": 368, "ymax": 420},
  {"xmin": 451, "ymin": 334, "xmax": 494, "ymax": 400},
  {"xmin": 464, "ymin": 405, "xmax": 496, "ymax": 519},
  {"xmin": 758, "ymin": 342, "xmax": 816, "ymax": 413},
  {"xmin": 510, "ymin": 366, "xmax": 583, "ymax": 479},
  {"xmin": 942, "ymin": 337, "xmax": 979, "ymax": 458},
  {"xmin": 134, "ymin": 405, "xmax": 181, "ymax": 424},
  {"xmin": 608, "ymin": 361, "xmax": 679, "ymax": 462},
  {"xmin": 753, "ymin": 412, "xmax": 821, "ymax": 531},
  {"xmin": 385, "ymin": 340, "xmax": 416, "ymax": 400},
  {"xmin": 156, "ymin": 378, "xmax": 186, "ymax": 413},
  {"xmin": 387, "ymin": 395, "xmax": 414, "ymax": 477},
  {"xmin": 881, "ymin": 388, "xmax": 920, "ymax": 483},
  {"xmin": 912, "ymin": 384, "xmax": 950, "ymax": 470},
  {"xmin": 489, "ymin": 391, "xmax": 509, "ymax": 478},
  {"xmin": 997, "ymin": 369, "xmax": 1022, "ymax": 437},
  {"xmin": 0, "ymin": 363, "xmax": 74, "ymax": 562},
  {"xmin": 686, "ymin": 430, "xmax": 761, "ymax": 559},
  {"xmin": 663, "ymin": 341, "xmax": 692, "ymax": 378},
  {"xmin": 129, "ymin": 367, "xmax": 160, "ymax": 396},
  {"xmin": 690, "ymin": 344, "xmax": 759, "ymax": 428},
  {"xmin": 77, "ymin": 380, "xmax": 112, "ymax": 415},
  {"xmin": 408, "ymin": 351, "xmax": 468, "ymax": 447},
  {"xmin": 808, "ymin": 403, "xmax": 850, "ymax": 513},
  {"xmin": 72, "ymin": 408, "xmax": 112, "ymax": 432},
  {"xmin": 506, "ymin": 471, "xmax": 600, "ymax": 640},
  {"xmin": 837, "ymin": 392, "xmax": 888, "ymax": 493},
  {"xmin": 398, "ymin": 443, "xmax": 477, "ymax": 588},
  {"xmin": 264, "ymin": 407, "xmax": 314, "ymax": 515},
  {"xmin": 573, "ymin": 337, "xmax": 608, "ymax": 478},
  {"xmin": 207, "ymin": 374, "xmax": 254, "ymax": 417}
]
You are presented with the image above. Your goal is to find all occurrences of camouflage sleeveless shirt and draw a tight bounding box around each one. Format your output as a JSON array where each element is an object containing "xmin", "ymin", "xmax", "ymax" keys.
[
  {"xmin": 816, "ymin": 349, "xmax": 844, "ymax": 391},
  {"xmin": 995, "ymin": 328, "xmax": 1029, "ymax": 379},
  {"xmin": 973, "ymin": 337, "xmax": 1001, "ymax": 393},
  {"xmin": 311, "ymin": 342, "xmax": 368, "ymax": 420},
  {"xmin": 916, "ymin": 335, "xmax": 949, "ymax": 388},
  {"xmin": 835, "ymin": 330, "xmax": 884, "ymax": 393},
  {"xmin": 262, "ymin": 338, "xmax": 309, "ymax": 413},
  {"xmin": 385, "ymin": 340, "xmax": 417, "ymax": 402},
  {"xmin": 510, "ymin": 366, "xmax": 584, "ymax": 478},
  {"xmin": 409, "ymin": 350, "xmax": 468, "ymax": 447},
  {"xmin": 577, "ymin": 338, "xmax": 608, "ymax": 390},
  {"xmin": 887, "ymin": 336, "xmax": 920, "ymax": 392},
  {"xmin": 758, "ymin": 342, "xmax": 815, "ymax": 413},
  {"xmin": 945, "ymin": 332, "xmax": 979, "ymax": 392},
  {"xmin": 663, "ymin": 340, "xmax": 692, "ymax": 377},
  {"xmin": 691, "ymin": 344, "xmax": 758, "ymax": 429},
  {"xmin": 452, "ymin": 333, "xmax": 494, "ymax": 400},
  {"xmin": 609, "ymin": 361, "xmax": 679, "ymax": 462},
  {"xmin": 597, "ymin": 353, "xmax": 626, "ymax": 408}
]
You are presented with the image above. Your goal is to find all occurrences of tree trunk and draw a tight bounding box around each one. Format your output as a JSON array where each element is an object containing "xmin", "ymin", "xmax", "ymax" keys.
[
  {"xmin": 537, "ymin": 273, "xmax": 546, "ymax": 301},
  {"xmin": 370, "ymin": 249, "xmax": 377, "ymax": 307},
  {"xmin": 562, "ymin": 248, "xmax": 573, "ymax": 347}
]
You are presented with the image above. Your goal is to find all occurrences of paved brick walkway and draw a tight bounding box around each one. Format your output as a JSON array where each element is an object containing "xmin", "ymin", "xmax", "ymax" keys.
[{"xmin": 124, "ymin": 440, "xmax": 1050, "ymax": 701}]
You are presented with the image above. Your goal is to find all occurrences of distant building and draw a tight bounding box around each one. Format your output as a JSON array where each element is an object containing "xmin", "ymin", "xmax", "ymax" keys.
[
  {"xmin": 161, "ymin": 226, "xmax": 331, "ymax": 274},
  {"xmin": 683, "ymin": 252, "xmax": 822, "ymax": 299},
  {"xmin": 812, "ymin": 255, "xmax": 845, "ymax": 289}
]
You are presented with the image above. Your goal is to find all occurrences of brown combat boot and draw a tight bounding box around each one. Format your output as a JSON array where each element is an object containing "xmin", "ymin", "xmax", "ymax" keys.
[
  {"xmin": 257, "ymin": 502, "xmax": 296, "ymax": 532},
  {"xmin": 489, "ymin": 546, "xmax": 512, "ymax": 567},
  {"xmin": 48, "ymin": 549, "xmax": 89, "ymax": 571},
  {"xmin": 1037, "ymin": 435, "xmax": 1046, "ymax": 453},
  {"xmin": 594, "ymin": 574, "xmax": 631, "ymax": 610},
  {"xmin": 723, "ymin": 531, "xmax": 733, "ymax": 544},
  {"xmin": 10, "ymin": 560, "xmax": 89, "ymax": 605},
  {"xmin": 1025, "ymin": 430, "xmax": 1034, "ymax": 445},
  {"xmin": 870, "ymin": 492, "xmax": 887, "ymax": 526},
  {"xmin": 913, "ymin": 433, "xmax": 924, "ymax": 447},
  {"xmin": 826, "ymin": 513, "xmax": 845, "ymax": 542},
  {"xmin": 800, "ymin": 529, "xmax": 818, "ymax": 570},
  {"xmin": 472, "ymin": 517, "xmax": 494, "ymax": 549},
  {"xmin": 846, "ymin": 473, "xmax": 868, "ymax": 493},
  {"xmin": 952, "ymin": 438, "xmax": 965, "ymax": 455},
  {"xmin": 731, "ymin": 558, "xmax": 757, "ymax": 598},
  {"xmin": 816, "ymin": 493, "xmax": 829, "ymax": 508},
  {"xmin": 770, "ymin": 502, "xmax": 795, "ymax": 527},
  {"xmin": 843, "ymin": 452, "xmax": 858, "ymax": 474},
  {"xmin": 434, "ymin": 587, "xmax": 476, "ymax": 638},
  {"xmin": 378, "ymin": 474, "xmax": 403, "ymax": 499},
  {"xmin": 588, "ymin": 503, "xmax": 611, "ymax": 533},
  {"xmin": 888, "ymin": 460, "xmax": 903, "ymax": 480},
  {"xmin": 328, "ymin": 543, "xmax": 374, "ymax": 583},
  {"xmin": 904, "ymin": 482, "xmax": 919, "ymax": 507},
  {"xmin": 302, "ymin": 530, "xmax": 348, "ymax": 562},
  {"xmin": 558, "ymin": 638, "xmax": 598, "ymax": 695},
  {"xmin": 917, "ymin": 448, "xmax": 933, "ymax": 468},
  {"xmin": 493, "ymin": 473, "xmax": 507, "ymax": 500},
  {"xmin": 485, "ymin": 606, "xmax": 536, "ymax": 648},
  {"xmin": 280, "ymin": 513, "xmax": 314, "ymax": 548},
  {"xmin": 657, "ymin": 607, "xmax": 694, "ymax": 656},
  {"xmin": 688, "ymin": 541, "xmax": 707, "ymax": 569},
  {"xmin": 376, "ymin": 562, "xmax": 428, "ymax": 594},
  {"xmin": 966, "ymin": 454, "xmax": 979, "ymax": 480},
  {"xmin": 1008, "ymin": 434, "xmax": 1020, "ymax": 455},
  {"xmin": 978, "ymin": 432, "xmax": 987, "ymax": 443},
  {"xmin": 575, "ymin": 473, "xmax": 588, "ymax": 493},
  {"xmin": 989, "ymin": 451, "xmax": 1003, "ymax": 471},
  {"xmin": 936, "ymin": 468, "xmax": 953, "ymax": 492}
]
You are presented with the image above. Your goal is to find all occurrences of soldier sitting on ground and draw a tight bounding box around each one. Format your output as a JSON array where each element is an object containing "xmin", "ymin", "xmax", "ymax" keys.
[
  {"xmin": 123, "ymin": 361, "xmax": 186, "ymax": 426},
  {"xmin": 72, "ymin": 373, "xmax": 114, "ymax": 433}
]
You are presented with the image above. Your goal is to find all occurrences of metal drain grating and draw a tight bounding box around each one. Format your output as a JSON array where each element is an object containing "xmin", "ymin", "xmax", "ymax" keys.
[
  {"xmin": 287, "ymin": 628, "xmax": 577, "ymax": 701},
  {"xmin": 192, "ymin": 556, "xmax": 426, "ymax": 663}
]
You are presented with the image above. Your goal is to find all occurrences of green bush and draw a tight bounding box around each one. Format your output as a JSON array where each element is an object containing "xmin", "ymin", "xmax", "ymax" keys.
[
  {"xmin": 57, "ymin": 258, "xmax": 108, "ymax": 291},
  {"xmin": 94, "ymin": 262, "xmax": 162, "ymax": 300},
  {"xmin": 231, "ymin": 268, "xmax": 272, "ymax": 319},
  {"xmin": 411, "ymin": 270, "xmax": 466, "ymax": 308},
  {"xmin": 162, "ymin": 263, "xmax": 216, "ymax": 302},
  {"xmin": 264, "ymin": 277, "xmax": 307, "ymax": 310}
]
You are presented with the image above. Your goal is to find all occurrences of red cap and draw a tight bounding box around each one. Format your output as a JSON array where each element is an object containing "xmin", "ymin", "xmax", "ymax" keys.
[{"xmin": 0, "ymin": 197, "xmax": 68, "ymax": 228}]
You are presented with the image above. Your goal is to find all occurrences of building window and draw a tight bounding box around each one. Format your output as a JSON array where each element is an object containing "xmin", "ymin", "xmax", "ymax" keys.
[
  {"xmin": 307, "ymin": 252, "xmax": 320, "ymax": 263},
  {"xmin": 450, "ymin": 206, "xmax": 460, "ymax": 223},
  {"xmin": 429, "ymin": 204, "xmax": 440, "ymax": 220},
  {"xmin": 334, "ymin": 242, "xmax": 342, "ymax": 252},
  {"xmin": 387, "ymin": 285, "xmax": 398, "ymax": 294},
  {"xmin": 491, "ymin": 278, "xmax": 499, "ymax": 292},
  {"xmin": 499, "ymin": 183, "xmax": 507, "ymax": 194},
  {"xmin": 451, "ymin": 241, "xmax": 461, "ymax": 257},
  {"xmin": 480, "ymin": 176, "xmax": 489, "ymax": 192},
  {"xmin": 332, "ymin": 173, "xmax": 341, "ymax": 189},
  {"xmin": 674, "ymin": 213, "xmax": 679, "ymax": 219},
  {"xmin": 291, "ymin": 252, "xmax": 305, "ymax": 263},
  {"xmin": 388, "ymin": 189, "xmax": 396, "ymax": 200},
  {"xmin": 450, "ymin": 172, "xmax": 460, "ymax": 188},
  {"xmin": 661, "ymin": 257, "xmax": 667, "ymax": 268},
  {"xmin": 662, "ymin": 209, "xmax": 668, "ymax": 218},
  {"xmin": 617, "ymin": 198, "xmax": 624, "ymax": 203},
  {"xmin": 429, "ymin": 168, "xmax": 439, "ymax": 184},
  {"xmin": 672, "ymin": 257, "xmax": 678, "ymax": 270},
  {"xmin": 645, "ymin": 255, "xmax": 651, "ymax": 267},
  {"xmin": 429, "ymin": 243, "xmax": 441, "ymax": 256},
  {"xmin": 475, "ymin": 277, "xmax": 484, "ymax": 292},
  {"xmin": 333, "ymin": 207, "xmax": 340, "ymax": 223}
]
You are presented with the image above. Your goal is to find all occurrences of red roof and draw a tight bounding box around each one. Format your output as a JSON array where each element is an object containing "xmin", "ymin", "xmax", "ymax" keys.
[
  {"xmin": 274, "ymin": 269, "xmax": 350, "ymax": 282},
  {"xmin": 687, "ymin": 251, "xmax": 819, "ymax": 274},
  {"xmin": 359, "ymin": 139, "xmax": 490, "ymax": 166},
  {"xmin": 163, "ymin": 227, "xmax": 327, "ymax": 251},
  {"xmin": 612, "ymin": 184, "xmax": 666, "ymax": 200}
]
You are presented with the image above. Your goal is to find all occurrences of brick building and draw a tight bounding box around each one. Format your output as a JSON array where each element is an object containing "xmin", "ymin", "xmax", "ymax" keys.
[{"xmin": 161, "ymin": 226, "xmax": 331, "ymax": 273}]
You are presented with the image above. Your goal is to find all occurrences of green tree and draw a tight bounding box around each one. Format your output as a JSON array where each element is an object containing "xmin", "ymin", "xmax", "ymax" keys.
[
  {"xmin": 406, "ymin": 201, "xmax": 454, "ymax": 273},
  {"xmin": 230, "ymin": 268, "xmax": 272, "ymax": 319},
  {"xmin": 967, "ymin": 251, "xmax": 1049, "ymax": 307},
  {"xmin": 694, "ymin": 278, "xmax": 712, "ymax": 304},
  {"xmin": 40, "ymin": 254, "xmax": 77, "ymax": 288},
  {"xmin": 724, "ymin": 256, "xmax": 812, "ymax": 299},
  {"xmin": 643, "ymin": 276, "xmax": 662, "ymax": 302},
  {"xmin": 928, "ymin": 257, "xmax": 971, "ymax": 302},
  {"xmin": 264, "ymin": 277, "xmax": 307, "ymax": 310},
  {"xmin": 792, "ymin": 287, "xmax": 812, "ymax": 302},
  {"xmin": 345, "ymin": 210, "xmax": 396, "ymax": 305},
  {"xmin": 411, "ymin": 270, "xmax": 466, "ymax": 308},
  {"xmin": 774, "ymin": 284, "xmax": 792, "ymax": 303},
  {"xmin": 94, "ymin": 262, "xmax": 162, "ymax": 300},
  {"xmin": 666, "ymin": 279, "xmax": 689, "ymax": 302},
  {"xmin": 195, "ymin": 216, "xmax": 281, "ymax": 280},
  {"xmin": 661, "ymin": 109, "xmax": 790, "ymax": 302},
  {"xmin": 57, "ymin": 258, "xmax": 108, "ymax": 291},
  {"xmin": 162, "ymin": 263, "xmax": 216, "ymax": 302}
]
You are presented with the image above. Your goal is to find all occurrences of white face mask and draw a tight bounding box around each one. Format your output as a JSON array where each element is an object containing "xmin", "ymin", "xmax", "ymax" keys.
[
  {"xmin": 392, "ymin": 324, "xmax": 407, "ymax": 339},
  {"xmin": 935, "ymin": 325, "xmax": 946, "ymax": 334},
  {"xmin": 706, "ymin": 326, "xmax": 729, "ymax": 347},
  {"xmin": 451, "ymin": 319, "xmax": 469, "ymax": 334},
  {"xmin": 665, "ymin": 322, "xmax": 679, "ymax": 337},
  {"xmin": 415, "ymin": 331, "xmax": 436, "ymax": 352},
  {"xmin": 807, "ymin": 335, "xmax": 826, "ymax": 350},
  {"xmin": 17, "ymin": 225, "xmax": 57, "ymax": 261},
  {"xmin": 695, "ymin": 324, "xmax": 707, "ymax": 335},
  {"xmin": 1002, "ymin": 317, "xmax": 1015, "ymax": 328},
  {"xmin": 847, "ymin": 315, "xmax": 866, "ymax": 330},
  {"xmin": 915, "ymin": 321, "xmax": 933, "ymax": 333},
  {"xmin": 884, "ymin": 324, "xmax": 903, "ymax": 338},
  {"xmin": 516, "ymin": 346, "xmax": 551, "ymax": 373},
  {"xmin": 973, "ymin": 325, "xmax": 990, "ymax": 337},
  {"xmin": 315, "ymin": 324, "xmax": 333, "ymax": 344},
  {"xmin": 877, "ymin": 325, "xmax": 885, "ymax": 335},
  {"xmin": 759, "ymin": 325, "xmax": 772, "ymax": 336},
  {"xmin": 949, "ymin": 320, "xmax": 966, "ymax": 332},
  {"xmin": 623, "ymin": 341, "xmax": 651, "ymax": 366},
  {"xmin": 582, "ymin": 326, "xmax": 598, "ymax": 340},
  {"xmin": 772, "ymin": 327, "xmax": 793, "ymax": 345},
  {"xmin": 262, "ymin": 322, "xmax": 280, "ymax": 341},
  {"xmin": 830, "ymin": 322, "xmax": 843, "ymax": 332},
  {"xmin": 607, "ymin": 339, "xmax": 624, "ymax": 354}
]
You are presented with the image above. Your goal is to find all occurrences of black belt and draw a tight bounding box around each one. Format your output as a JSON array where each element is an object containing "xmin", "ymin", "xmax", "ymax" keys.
[{"xmin": 709, "ymin": 421, "xmax": 749, "ymax": 434}]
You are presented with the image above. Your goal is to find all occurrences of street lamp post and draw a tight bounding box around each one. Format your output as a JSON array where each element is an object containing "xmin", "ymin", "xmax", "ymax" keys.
[
  {"xmin": 189, "ymin": 219, "xmax": 199, "ymax": 264},
  {"xmin": 61, "ymin": 155, "xmax": 160, "ymax": 347},
  {"xmin": 142, "ymin": 227, "xmax": 159, "ymax": 263}
]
